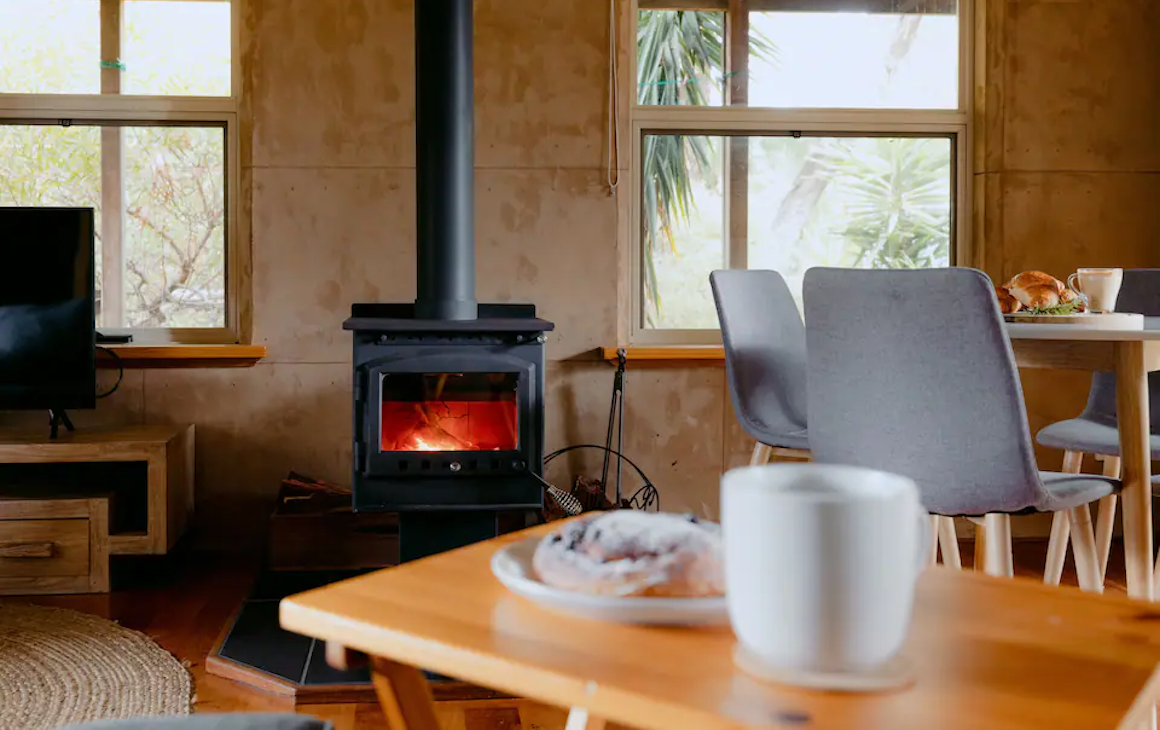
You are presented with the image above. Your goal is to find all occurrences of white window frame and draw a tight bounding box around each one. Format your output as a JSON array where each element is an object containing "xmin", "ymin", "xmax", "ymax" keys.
[
  {"xmin": 0, "ymin": 0, "xmax": 243, "ymax": 344},
  {"xmin": 628, "ymin": 0, "xmax": 973, "ymax": 345}
]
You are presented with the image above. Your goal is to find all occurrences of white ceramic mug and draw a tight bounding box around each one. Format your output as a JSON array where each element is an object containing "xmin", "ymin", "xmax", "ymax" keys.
[
  {"xmin": 721, "ymin": 464, "xmax": 927, "ymax": 677},
  {"xmin": 1067, "ymin": 268, "xmax": 1123, "ymax": 313}
]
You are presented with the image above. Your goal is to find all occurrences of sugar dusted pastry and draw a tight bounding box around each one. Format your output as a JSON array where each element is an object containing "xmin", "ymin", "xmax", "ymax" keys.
[{"xmin": 532, "ymin": 511, "xmax": 724, "ymax": 598}]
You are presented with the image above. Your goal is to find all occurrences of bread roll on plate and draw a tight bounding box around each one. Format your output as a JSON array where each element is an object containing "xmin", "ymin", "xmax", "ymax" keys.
[{"xmin": 995, "ymin": 287, "xmax": 1023, "ymax": 314}]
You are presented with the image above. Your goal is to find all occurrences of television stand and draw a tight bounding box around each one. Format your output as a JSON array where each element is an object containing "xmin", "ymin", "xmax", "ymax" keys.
[{"xmin": 48, "ymin": 409, "xmax": 75, "ymax": 440}]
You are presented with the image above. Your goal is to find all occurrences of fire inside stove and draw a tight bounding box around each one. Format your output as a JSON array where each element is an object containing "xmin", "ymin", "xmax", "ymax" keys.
[{"xmin": 380, "ymin": 372, "xmax": 519, "ymax": 452}]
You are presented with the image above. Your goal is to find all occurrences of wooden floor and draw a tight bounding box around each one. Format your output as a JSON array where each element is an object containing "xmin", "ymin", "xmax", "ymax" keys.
[{"xmin": 0, "ymin": 539, "xmax": 1131, "ymax": 730}]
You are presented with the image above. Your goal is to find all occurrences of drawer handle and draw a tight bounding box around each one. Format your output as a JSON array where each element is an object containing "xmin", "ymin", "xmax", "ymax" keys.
[{"xmin": 0, "ymin": 542, "xmax": 55, "ymax": 559}]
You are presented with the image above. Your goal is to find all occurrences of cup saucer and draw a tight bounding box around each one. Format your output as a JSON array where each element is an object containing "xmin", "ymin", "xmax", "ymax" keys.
[{"xmin": 733, "ymin": 644, "xmax": 916, "ymax": 693}]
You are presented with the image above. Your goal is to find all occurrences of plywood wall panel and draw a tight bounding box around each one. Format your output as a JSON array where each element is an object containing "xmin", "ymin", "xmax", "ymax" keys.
[
  {"xmin": 250, "ymin": 168, "xmax": 416, "ymax": 363},
  {"xmin": 475, "ymin": 0, "xmax": 609, "ymax": 170},
  {"xmin": 476, "ymin": 169, "xmax": 617, "ymax": 359},
  {"xmin": 620, "ymin": 368, "xmax": 726, "ymax": 518},
  {"xmin": 249, "ymin": 0, "xmax": 414, "ymax": 169},
  {"xmin": 143, "ymin": 364, "xmax": 351, "ymax": 549},
  {"xmin": 1004, "ymin": 0, "xmax": 1160, "ymax": 173},
  {"xmin": 998, "ymin": 172, "xmax": 1160, "ymax": 279},
  {"xmin": 543, "ymin": 362, "xmax": 615, "ymax": 492}
]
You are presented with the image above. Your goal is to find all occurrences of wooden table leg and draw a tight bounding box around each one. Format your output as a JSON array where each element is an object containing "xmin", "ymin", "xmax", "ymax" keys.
[
  {"xmin": 1115, "ymin": 341, "xmax": 1154, "ymax": 601},
  {"xmin": 565, "ymin": 708, "xmax": 607, "ymax": 730},
  {"xmin": 372, "ymin": 656, "xmax": 440, "ymax": 730},
  {"xmin": 326, "ymin": 641, "xmax": 367, "ymax": 671}
]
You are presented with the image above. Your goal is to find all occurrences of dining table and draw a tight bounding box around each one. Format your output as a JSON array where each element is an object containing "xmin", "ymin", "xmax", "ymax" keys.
[
  {"xmin": 1006, "ymin": 319, "xmax": 1160, "ymax": 601},
  {"xmin": 281, "ymin": 520, "xmax": 1160, "ymax": 730}
]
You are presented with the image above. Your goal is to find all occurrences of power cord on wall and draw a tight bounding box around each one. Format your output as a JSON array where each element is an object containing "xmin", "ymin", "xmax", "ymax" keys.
[
  {"xmin": 606, "ymin": 0, "xmax": 621, "ymax": 194},
  {"xmin": 95, "ymin": 346, "xmax": 123, "ymax": 399}
]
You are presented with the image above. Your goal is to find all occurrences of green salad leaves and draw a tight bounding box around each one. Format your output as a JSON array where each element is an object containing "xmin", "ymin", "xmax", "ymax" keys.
[{"xmin": 1022, "ymin": 298, "xmax": 1084, "ymax": 316}]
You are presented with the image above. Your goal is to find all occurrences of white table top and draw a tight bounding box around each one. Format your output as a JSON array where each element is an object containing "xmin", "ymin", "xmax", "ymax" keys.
[{"xmin": 1007, "ymin": 318, "xmax": 1160, "ymax": 341}]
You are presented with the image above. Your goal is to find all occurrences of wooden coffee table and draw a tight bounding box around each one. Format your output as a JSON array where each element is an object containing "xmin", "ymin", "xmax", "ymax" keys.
[{"xmin": 281, "ymin": 523, "xmax": 1160, "ymax": 730}]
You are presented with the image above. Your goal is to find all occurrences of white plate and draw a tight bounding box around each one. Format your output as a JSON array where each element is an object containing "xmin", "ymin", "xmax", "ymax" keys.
[
  {"xmin": 1003, "ymin": 312, "xmax": 1144, "ymax": 330},
  {"xmin": 490, "ymin": 537, "xmax": 728, "ymax": 626}
]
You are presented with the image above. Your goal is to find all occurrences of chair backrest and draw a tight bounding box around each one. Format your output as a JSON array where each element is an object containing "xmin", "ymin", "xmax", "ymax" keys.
[
  {"xmin": 803, "ymin": 267, "xmax": 1046, "ymax": 515},
  {"xmin": 710, "ymin": 270, "xmax": 808, "ymax": 445},
  {"xmin": 1079, "ymin": 269, "xmax": 1160, "ymax": 429}
]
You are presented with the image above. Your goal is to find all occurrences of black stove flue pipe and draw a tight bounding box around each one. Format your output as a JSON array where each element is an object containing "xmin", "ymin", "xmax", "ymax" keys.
[{"xmin": 414, "ymin": 0, "xmax": 478, "ymax": 321}]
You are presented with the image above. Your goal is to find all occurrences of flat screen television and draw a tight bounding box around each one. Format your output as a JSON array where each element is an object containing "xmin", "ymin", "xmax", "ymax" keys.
[{"xmin": 0, "ymin": 207, "xmax": 96, "ymax": 412}]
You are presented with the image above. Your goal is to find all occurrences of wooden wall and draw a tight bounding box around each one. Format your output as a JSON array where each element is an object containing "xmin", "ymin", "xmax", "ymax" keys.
[{"xmin": 3, "ymin": 0, "xmax": 1157, "ymax": 548}]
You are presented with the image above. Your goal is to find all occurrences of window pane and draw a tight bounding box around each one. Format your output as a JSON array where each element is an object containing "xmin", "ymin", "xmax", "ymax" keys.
[
  {"xmin": 123, "ymin": 0, "xmax": 231, "ymax": 96},
  {"xmin": 0, "ymin": 123, "xmax": 226, "ymax": 330},
  {"xmin": 748, "ymin": 136, "xmax": 953, "ymax": 305},
  {"xmin": 748, "ymin": 4, "xmax": 958, "ymax": 109},
  {"xmin": 0, "ymin": 0, "xmax": 100, "ymax": 94},
  {"xmin": 0, "ymin": 125, "xmax": 103, "ymax": 298},
  {"xmin": 637, "ymin": 11, "xmax": 725, "ymax": 107},
  {"xmin": 642, "ymin": 135, "xmax": 725, "ymax": 329},
  {"xmin": 640, "ymin": 133, "xmax": 952, "ymax": 329},
  {"xmin": 123, "ymin": 126, "xmax": 226, "ymax": 328}
]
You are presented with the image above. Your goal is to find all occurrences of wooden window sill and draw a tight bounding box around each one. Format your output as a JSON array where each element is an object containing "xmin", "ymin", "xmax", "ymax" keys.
[
  {"xmin": 97, "ymin": 345, "xmax": 267, "ymax": 369},
  {"xmin": 599, "ymin": 346, "xmax": 725, "ymax": 365}
]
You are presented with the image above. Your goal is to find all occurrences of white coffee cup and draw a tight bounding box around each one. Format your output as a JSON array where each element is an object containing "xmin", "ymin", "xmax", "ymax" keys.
[
  {"xmin": 721, "ymin": 464, "xmax": 927, "ymax": 678},
  {"xmin": 1067, "ymin": 268, "xmax": 1123, "ymax": 314}
]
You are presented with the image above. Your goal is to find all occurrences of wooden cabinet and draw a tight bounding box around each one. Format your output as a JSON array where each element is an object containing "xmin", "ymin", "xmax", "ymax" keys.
[
  {"xmin": 0, "ymin": 425, "xmax": 194, "ymax": 594},
  {"xmin": 0, "ymin": 425, "xmax": 194, "ymax": 556},
  {"xmin": 0, "ymin": 497, "xmax": 109, "ymax": 595}
]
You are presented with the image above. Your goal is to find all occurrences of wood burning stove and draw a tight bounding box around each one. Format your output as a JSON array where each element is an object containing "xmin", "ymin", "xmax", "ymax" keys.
[
  {"xmin": 345, "ymin": 303, "xmax": 552, "ymax": 513},
  {"xmin": 343, "ymin": 0, "xmax": 553, "ymax": 557}
]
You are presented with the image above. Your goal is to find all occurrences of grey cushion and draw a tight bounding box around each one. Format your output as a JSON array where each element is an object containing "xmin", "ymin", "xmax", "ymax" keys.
[
  {"xmin": 59, "ymin": 714, "xmax": 332, "ymax": 730},
  {"xmin": 1037, "ymin": 418, "xmax": 1160, "ymax": 459},
  {"xmin": 1037, "ymin": 471, "xmax": 1119, "ymax": 512},
  {"xmin": 711, "ymin": 270, "xmax": 810, "ymax": 450},
  {"xmin": 803, "ymin": 267, "xmax": 1120, "ymax": 517}
]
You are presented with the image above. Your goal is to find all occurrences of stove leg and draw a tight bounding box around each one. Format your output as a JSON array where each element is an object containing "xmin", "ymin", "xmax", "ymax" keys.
[{"xmin": 398, "ymin": 511, "xmax": 500, "ymax": 562}]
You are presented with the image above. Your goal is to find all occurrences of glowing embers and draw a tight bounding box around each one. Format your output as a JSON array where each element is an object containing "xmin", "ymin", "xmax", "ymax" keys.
[{"xmin": 380, "ymin": 373, "xmax": 519, "ymax": 452}]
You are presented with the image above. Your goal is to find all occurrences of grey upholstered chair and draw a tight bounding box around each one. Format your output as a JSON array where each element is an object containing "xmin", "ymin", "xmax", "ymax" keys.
[
  {"xmin": 710, "ymin": 270, "xmax": 809, "ymax": 465},
  {"xmin": 803, "ymin": 266, "xmax": 1120, "ymax": 591},
  {"xmin": 1037, "ymin": 269, "xmax": 1160, "ymax": 585}
]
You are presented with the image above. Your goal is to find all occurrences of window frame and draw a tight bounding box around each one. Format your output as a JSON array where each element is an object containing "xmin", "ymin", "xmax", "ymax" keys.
[
  {"xmin": 628, "ymin": 0, "xmax": 974, "ymax": 345},
  {"xmin": 0, "ymin": 0, "xmax": 243, "ymax": 344}
]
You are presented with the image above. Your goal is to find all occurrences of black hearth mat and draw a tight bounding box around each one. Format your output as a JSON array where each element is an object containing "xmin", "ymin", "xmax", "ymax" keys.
[{"xmin": 217, "ymin": 569, "xmax": 456, "ymax": 690}]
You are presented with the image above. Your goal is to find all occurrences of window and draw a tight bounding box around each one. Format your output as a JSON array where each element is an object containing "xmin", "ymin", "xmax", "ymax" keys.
[
  {"xmin": 0, "ymin": 0, "xmax": 239, "ymax": 342},
  {"xmin": 631, "ymin": 0, "xmax": 969, "ymax": 341}
]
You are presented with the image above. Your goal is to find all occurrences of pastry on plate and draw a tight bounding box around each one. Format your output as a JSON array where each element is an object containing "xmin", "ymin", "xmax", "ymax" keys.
[{"xmin": 532, "ymin": 511, "xmax": 724, "ymax": 598}]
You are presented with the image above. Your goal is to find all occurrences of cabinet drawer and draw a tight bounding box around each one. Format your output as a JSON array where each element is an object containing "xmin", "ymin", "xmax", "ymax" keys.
[{"xmin": 0, "ymin": 519, "xmax": 90, "ymax": 578}]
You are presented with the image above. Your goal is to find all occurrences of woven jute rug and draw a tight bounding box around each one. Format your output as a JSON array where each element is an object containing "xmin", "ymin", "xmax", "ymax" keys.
[{"xmin": 0, "ymin": 603, "xmax": 193, "ymax": 730}]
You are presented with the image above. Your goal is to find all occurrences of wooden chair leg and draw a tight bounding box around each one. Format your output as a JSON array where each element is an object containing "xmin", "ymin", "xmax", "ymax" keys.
[
  {"xmin": 1069, "ymin": 505, "xmax": 1103, "ymax": 594},
  {"xmin": 565, "ymin": 708, "xmax": 607, "ymax": 730},
  {"xmin": 928, "ymin": 515, "xmax": 940, "ymax": 566},
  {"xmin": 371, "ymin": 657, "xmax": 440, "ymax": 730},
  {"xmin": 1044, "ymin": 450, "xmax": 1084, "ymax": 584},
  {"xmin": 1044, "ymin": 512, "xmax": 1070, "ymax": 586},
  {"xmin": 974, "ymin": 519, "xmax": 987, "ymax": 572},
  {"xmin": 750, "ymin": 443, "xmax": 773, "ymax": 466},
  {"xmin": 1095, "ymin": 456, "xmax": 1122, "ymax": 581},
  {"xmin": 983, "ymin": 514, "xmax": 1013, "ymax": 578},
  {"xmin": 937, "ymin": 516, "xmax": 962, "ymax": 570}
]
